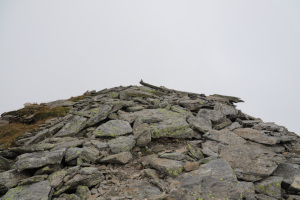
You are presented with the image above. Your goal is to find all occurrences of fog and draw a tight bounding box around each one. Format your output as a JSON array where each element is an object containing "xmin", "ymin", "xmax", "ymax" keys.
[{"xmin": 1, "ymin": 1, "xmax": 299, "ymax": 134}]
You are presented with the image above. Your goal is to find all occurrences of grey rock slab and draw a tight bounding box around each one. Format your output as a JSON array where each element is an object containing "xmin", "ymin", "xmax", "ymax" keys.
[
  {"xmin": 90, "ymin": 140, "xmax": 108, "ymax": 150},
  {"xmin": 253, "ymin": 122, "xmax": 288, "ymax": 134},
  {"xmin": 214, "ymin": 102, "xmax": 238, "ymax": 116},
  {"xmin": 235, "ymin": 181, "xmax": 256, "ymax": 200},
  {"xmin": 11, "ymin": 143, "xmax": 54, "ymax": 153},
  {"xmin": 169, "ymin": 159, "xmax": 244, "ymax": 200},
  {"xmin": 108, "ymin": 135, "xmax": 136, "ymax": 154},
  {"xmin": 256, "ymin": 194, "xmax": 278, "ymax": 200},
  {"xmin": 25, "ymin": 129, "xmax": 51, "ymax": 145},
  {"xmin": 76, "ymin": 185, "xmax": 91, "ymax": 200},
  {"xmin": 0, "ymin": 170, "xmax": 29, "ymax": 189},
  {"xmin": 272, "ymin": 163, "xmax": 300, "ymax": 186},
  {"xmin": 0, "ymin": 156, "xmax": 12, "ymax": 171},
  {"xmin": 65, "ymin": 147, "xmax": 83, "ymax": 162},
  {"xmin": 80, "ymin": 147, "xmax": 100, "ymax": 163},
  {"xmin": 178, "ymin": 99, "xmax": 207, "ymax": 111},
  {"xmin": 55, "ymin": 116, "xmax": 87, "ymax": 137},
  {"xmin": 286, "ymin": 195, "xmax": 300, "ymax": 200},
  {"xmin": 234, "ymin": 128, "xmax": 280, "ymax": 145},
  {"xmin": 186, "ymin": 141, "xmax": 204, "ymax": 160},
  {"xmin": 15, "ymin": 149, "xmax": 65, "ymax": 171},
  {"xmin": 133, "ymin": 123, "xmax": 151, "ymax": 147},
  {"xmin": 50, "ymin": 138, "xmax": 84, "ymax": 151},
  {"xmin": 220, "ymin": 143, "xmax": 285, "ymax": 180},
  {"xmin": 80, "ymin": 167, "xmax": 99, "ymax": 175},
  {"xmin": 120, "ymin": 89, "xmax": 153, "ymax": 100},
  {"xmin": 147, "ymin": 156, "xmax": 184, "ymax": 177},
  {"xmin": 255, "ymin": 176, "xmax": 283, "ymax": 199},
  {"xmin": 170, "ymin": 105, "xmax": 193, "ymax": 117},
  {"xmin": 1, "ymin": 180, "xmax": 51, "ymax": 200},
  {"xmin": 85, "ymin": 104, "xmax": 111, "ymax": 127},
  {"xmin": 203, "ymin": 129, "xmax": 247, "ymax": 145},
  {"xmin": 123, "ymin": 180, "xmax": 162, "ymax": 199},
  {"xmin": 187, "ymin": 116, "xmax": 212, "ymax": 133},
  {"xmin": 93, "ymin": 120, "xmax": 133, "ymax": 137},
  {"xmin": 158, "ymin": 152, "xmax": 187, "ymax": 161},
  {"xmin": 227, "ymin": 121, "xmax": 241, "ymax": 131},
  {"xmin": 101, "ymin": 152, "xmax": 133, "ymax": 165},
  {"xmin": 197, "ymin": 108, "xmax": 226, "ymax": 124},
  {"xmin": 18, "ymin": 174, "xmax": 48, "ymax": 186}
]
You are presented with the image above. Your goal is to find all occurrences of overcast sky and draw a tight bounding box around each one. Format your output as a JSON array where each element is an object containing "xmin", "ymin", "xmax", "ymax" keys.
[{"xmin": 0, "ymin": 1, "xmax": 299, "ymax": 134}]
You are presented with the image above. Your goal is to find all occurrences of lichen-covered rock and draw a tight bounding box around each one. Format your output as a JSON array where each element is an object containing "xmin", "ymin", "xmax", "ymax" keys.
[
  {"xmin": 187, "ymin": 116, "xmax": 212, "ymax": 133},
  {"xmin": 255, "ymin": 176, "xmax": 283, "ymax": 199},
  {"xmin": 144, "ymin": 155, "xmax": 184, "ymax": 177},
  {"xmin": 197, "ymin": 108, "xmax": 226, "ymax": 124},
  {"xmin": 84, "ymin": 104, "xmax": 111, "ymax": 127},
  {"xmin": 158, "ymin": 152, "xmax": 187, "ymax": 161},
  {"xmin": 234, "ymin": 128, "xmax": 280, "ymax": 145},
  {"xmin": 101, "ymin": 152, "xmax": 133, "ymax": 165},
  {"xmin": 55, "ymin": 116, "xmax": 87, "ymax": 137},
  {"xmin": 93, "ymin": 120, "xmax": 133, "ymax": 137},
  {"xmin": 108, "ymin": 135, "xmax": 136, "ymax": 154},
  {"xmin": 169, "ymin": 159, "xmax": 248, "ymax": 200},
  {"xmin": 186, "ymin": 141, "xmax": 204, "ymax": 160},
  {"xmin": 133, "ymin": 123, "xmax": 151, "ymax": 147},
  {"xmin": 15, "ymin": 149, "xmax": 65, "ymax": 171},
  {"xmin": 203, "ymin": 129, "xmax": 247, "ymax": 145},
  {"xmin": 1, "ymin": 180, "xmax": 51, "ymax": 200},
  {"xmin": 76, "ymin": 185, "xmax": 91, "ymax": 200},
  {"xmin": 65, "ymin": 147, "xmax": 83, "ymax": 162},
  {"xmin": 220, "ymin": 143, "xmax": 285, "ymax": 181},
  {"xmin": 120, "ymin": 89, "xmax": 153, "ymax": 100},
  {"xmin": 289, "ymin": 176, "xmax": 300, "ymax": 192},
  {"xmin": 0, "ymin": 170, "xmax": 29, "ymax": 190}
]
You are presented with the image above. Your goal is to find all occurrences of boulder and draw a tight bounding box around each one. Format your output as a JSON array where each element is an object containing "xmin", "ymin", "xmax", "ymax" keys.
[
  {"xmin": 55, "ymin": 116, "xmax": 87, "ymax": 137},
  {"xmin": 108, "ymin": 135, "xmax": 136, "ymax": 154},
  {"xmin": 15, "ymin": 149, "xmax": 65, "ymax": 171},
  {"xmin": 93, "ymin": 120, "xmax": 133, "ymax": 137},
  {"xmin": 1, "ymin": 180, "xmax": 51, "ymax": 200}
]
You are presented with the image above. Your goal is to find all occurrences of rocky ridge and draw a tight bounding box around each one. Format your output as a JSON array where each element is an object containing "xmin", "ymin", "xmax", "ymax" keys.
[{"xmin": 0, "ymin": 80, "xmax": 299, "ymax": 200}]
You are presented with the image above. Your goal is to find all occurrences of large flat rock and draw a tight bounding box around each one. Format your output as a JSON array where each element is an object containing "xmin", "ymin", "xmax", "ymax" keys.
[
  {"xmin": 15, "ymin": 149, "xmax": 65, "ymax": 171},
  {"xmin": 1, "ymin": 180, "xmax": 51, "ymax": 200},
  {"xmin": 93, "ymin": 120, "xmax": 133, "ymax": 137},
  {"xmin": 169, "ymin": 159, "xmax": 253, "ymax": 200},
  {"xmin": 219, "ymin": 143, "xmax": 285, "ymax": 180}
]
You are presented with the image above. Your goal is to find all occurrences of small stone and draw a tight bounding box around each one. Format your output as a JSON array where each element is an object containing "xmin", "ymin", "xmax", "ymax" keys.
[
  {"xmin": 101, "ymin": 152, "xmax": 133, "ymax": 165},
  {"xmin": 76, "ymin": 185, "xmax": 91, "ymax": 200},
  {"xmin": 93, "ymin": 120, "xmax": 133, "ymax": 137},
  {"xmin": 183, "ymin": 162, "xmax": 199, "ymax": 172}
]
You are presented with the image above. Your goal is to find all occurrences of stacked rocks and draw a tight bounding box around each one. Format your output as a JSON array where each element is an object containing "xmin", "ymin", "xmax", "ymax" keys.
[{"xmin": 0, "ymin": 81, "xmax": 299, "ymax": 200}]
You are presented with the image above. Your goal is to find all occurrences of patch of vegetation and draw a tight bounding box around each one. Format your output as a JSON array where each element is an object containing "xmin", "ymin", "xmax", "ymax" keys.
[
  {"xmin": 0, "ymin": 105, "xmax": 70, "ymax": 149},
  {"xmin": 68, "ymin": 95, "xmax": 90, "ymax": 102}
]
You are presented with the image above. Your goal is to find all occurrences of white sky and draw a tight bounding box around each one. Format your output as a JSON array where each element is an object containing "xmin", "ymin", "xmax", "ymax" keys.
[{"xmin": 0, "ymin": 1, "xmax": 300, "ymax": 134}]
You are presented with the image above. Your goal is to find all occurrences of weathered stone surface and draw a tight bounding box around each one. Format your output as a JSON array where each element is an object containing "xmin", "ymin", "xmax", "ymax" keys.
[
  {"xmin": 179, "ymin": 99, "xmax": 206, "ymax": 111},
  {"xmin": 203, "ymin": 129, "xmax": 247, "ymax": 145},
  {"xmin": 187, "ymin": 116, "xmax": 212, "ymax": 133},
  {"xmin": 272, "ymin": 163, "xmax": 300, "ymax": 186},
  {"xmin": 234, "ymin": 128, "xmax": 280, "ymax": 145},
  {"xmin": 169, "ymin": 159, "xmax": 245, "ymax": 200},
  {"xmin": 65, "ymin": 147, "xmax": 83, "ymax": 162},
  {"xmin": 18, "ymin": 174, "xmax": 48, "ymax": 186},
  {"xmin": 0, "ymin": 170, "xmax": 29, "ymax": 189},
  {"xmin": 123, "ymin": 180, "xmax": 162, "ymax": 199},
  {"xmin": 0, "ymin": 156, "xmax": 12, "ymax": 171},
  {"xmin": 120, "ymin": 89, "xmax": 153, "ymax": 100},
  {"xmin": 255, "ymin": 176, "xmax": 283, "ymax": 199},
  {"xmin": 145, "ymin": 155, "xmax": 184, "ymax": 177},
  {"xmin": 158, "ymin": 152, "xmax": 187, "ymax": 161},
  {"xmin": 15, "ymin": 149, "xmax": 65, "ymax": 171},
  {"xmin": 11, "ymin": 143, "xmax": 54, "ymax": 153},
  {"xmin": 85, "ymin": 104, "xmax": 111, "ymax": 126},
  {"xmin": 183, "ymin": 162, "xmax": 199, "ymax": 172},
  {"xmin": 133, "ymin": 123, "xmax": 151, "ymax": 147},
  {"xmin": 220, "ymin": 143, "xmax": 285, "ymax": 180},
  {"xmin": 90, "ymin": 140, "xmax": 108, "ymax": 150},
  {"xmin": 1, "ymin": 180, "xmax": 51, "ymax": 200},
  {"xmin": 214, "ymin": 102, "xmax": 238, "ymax": 116},
  {"xmin": 186, "ymin": 141, "xmax": 204, "ymax": 160},
  {"xmin": 76, "ymin": 185, "xmax": 91, "ymax": 200},
  {"xmin": 197, "ymin": 108, "xmax": 226, "ymax": 124},
  {"xmin": 108, "ymin": 135, "xmax": 136, "ymax": 154},
  {"xmin": 93, "ymin": 120, "xmax": 133, "ymax": 137},
  {"xmin": 101, "ymin": 152, "xmax": 133, "ymax": 165},
  {"xmin": 55, "ymin": 116, "xmax": 87, "ymax": 137}
]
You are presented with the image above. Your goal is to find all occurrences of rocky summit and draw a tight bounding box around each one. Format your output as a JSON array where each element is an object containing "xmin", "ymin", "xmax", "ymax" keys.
[{"xmin": 0, "ymin": 80, "xmax": 299, "ymax": 200}]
